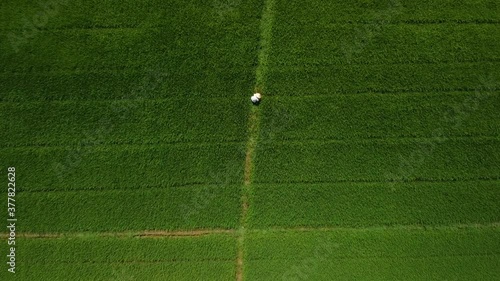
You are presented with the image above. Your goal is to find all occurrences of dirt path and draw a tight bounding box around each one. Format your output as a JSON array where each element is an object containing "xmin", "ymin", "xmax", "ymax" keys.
[
  {"xmin": 138, "ymin": 229, "xmax": 234, "ymax": 238},
  {"xmin": 236, "ymin": 0, "xmax": 277, "ymax": 279},
  {"xmin": 243, "ymin": 108, "xmax": 260, "ymax": 186},
  {"xmin": 3, "ymin": 222, "xmax": 498, "ymax": 239},
  {"xmin": 237, "ymin": 97, "xmax": 260, "ymax": 281}
]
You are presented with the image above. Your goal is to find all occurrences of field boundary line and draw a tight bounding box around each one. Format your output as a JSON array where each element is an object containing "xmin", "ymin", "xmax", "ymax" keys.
[
  {"xmin": 2, "ymin": 222, "xmax": 499, "ymax": 239},
  {"xmin": 1, "ymin": 18, "xmax": 499, "ymax": 34},
  {"xmin": 281, "ymin": 19, "xmax": 500, "ymax": 26},
  {"xmin": 0, "ymin": 66, "xmax": 250, "ymax": 78},
  {"xmin": 258, "ymin": 135, "xmax": 500, "ymax": 145},
  {"xmin": 247, "ymin": 222, "xmax": 500, "ymax": 234},
  {"xmin": 0, "ymin": 229, "xmax": 236, "ymax": 239},
  {"xmin": 269, "ymin": 58, "xmax": 500, "ymax": 67},
  {"xmin": 0, "ymin": 25, "xmax": 164, "ymax": 32},
  {"xmin": 258, "ymin": 87, "xmax": 500, "ymax": 97},
  {"xmin": 14, "ymin": 176, "xmax": 500, "ymax": 194},
  {"xmin": 237, "ymin": 0, "xmax": 277, "ymax": 280},
  {"xmin": 253, "ymin": 177, "xmax": 500, "ymax": 185},
  {"xmin": 138, "ymin": 229, "xmax": 235, "ymax": 237},
  {"xmin": 272, "ymin": 60, "xmax": 500, "ymax": 72},
  {"xmin": 2, "ymin": 86, "xmax": 498, "ymax": 104},
  {"xmin": 245, "ymin": 252, "xmax": 500, "ymax": 263},
  {"xmin": 30, "ymin": 258, "xmax": 237, "ymax": 264},
  {"xmin": 0, "ymin": 140, "xmax": 243, "ymax": 150},
  {"xmin": 0, "ymin": 95, "xmax": 246, "ymax": 103},
  {"xmin": 243, "ymin": 109, "xmax": 260, "ymax": 186},
  {"xmin": 4, "ymin": 134, "xmax": 500, "ymax": 151}
]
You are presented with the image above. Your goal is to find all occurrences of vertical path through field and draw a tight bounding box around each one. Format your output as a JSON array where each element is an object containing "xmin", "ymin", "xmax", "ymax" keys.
[{"xmin": 237, "ymin": 0, "xmax": 277, "ymax": 280}]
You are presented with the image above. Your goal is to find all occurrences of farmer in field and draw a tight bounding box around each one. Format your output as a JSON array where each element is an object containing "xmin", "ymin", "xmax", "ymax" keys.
[{"xmin": 251, "ymin": 93, "xmax": 262, "ymax": 105}]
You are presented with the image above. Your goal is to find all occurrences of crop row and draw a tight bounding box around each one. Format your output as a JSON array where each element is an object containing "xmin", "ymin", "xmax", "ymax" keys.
[
  {"xmin": 0, "ymin": 97, "xmax": 249, "ymax": 147},
  {"xmin": 248, "ymin": 180, "xmax": 500, "ymax": 228},
  {"xmin": 245, "ymin": 226, "xmax": 500, "ymax": 280},
  {"xmin": 1, "ymin": 27, "xmax": 258, "ymax": 74},
  {"xmin": 0, "ymin": 235, "xmax": 237, "ymax": 280},
  {"xmin": 259, "ymin": 91, "xmax": 500, "ymax": 142},
  {"xmin": 9, "ymin": 184, "xmax": 241, "ymax": 232},
  {"xmin": 0, "ymin": 68, "xmax": 256, "ymax": 102},
  {"xmin": 0, "ymin": 0, "xmax": 263, "ymax": 102},
  {"xmin": 270, "ymin": 24, "xmax": 500, "ymax": 67},
  {"xmin": 265, "ymin": 0, "xmax": 500, "ymax": 96},
  {"xmin": 273, "ymin": 0, "xmax": 500, "ymax": 26},
  {"xmin": 0, "ymin": 0, "xmax": 264, "ymax": 30},
  {"xmin": 254, "ymin": 137, "xmax": 500, "ymax": 183},
  {"xmin": 266, "ymin": 62, "xmax": 500, "ymax": 96},
  {"xmin": 1, "ymin": 143, "xmax": 246, "ymax": 192}
]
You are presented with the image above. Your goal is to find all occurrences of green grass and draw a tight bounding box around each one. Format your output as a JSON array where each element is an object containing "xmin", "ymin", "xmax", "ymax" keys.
[
  {"xmin": 245, "ymin": 227, "xmax": 500, "ymax": 281},
  {"xmin": 259, "ymin": 91, "xmax": 500, "ymax": 142},
  {"xmin": 0, "ymin": 98, "xmax": 249, "ymax": 147},
  {"xmin": 15, "ymin": 185, "xmax": 241, "ymax": 232},
  {"xmin": 0, "ymin": 235, "xmax": 237, "ymax": 281},
  {"xmin": 271, "ymin": 0, "xmax": 500, "ymax": 24},
  {"xmin": 1, "ymin": 0, "xmax": 500, "ymax": 280},
  {"xmin": 264, "ymin": 0, "xmax": 500, "ymax": 96},
  {"xmin": 0, "ymin": 0, "xmax": 264, "ymax": 107},
  {"xmin": 248, "ymin": 0, "xmax": 500, "ymax": 279},
  {"xmin": 271, "ymin": 25, "xmax": 500, "ymax": 66},
  {"xmin": 0, "ymin": 0, "xmax": 263, "ymax": 277},
  {"xmin": 249, "ymin": 181, "xmax": 500, "ymax": 228},
  {"xmin": 266, "ymin": 62, "xmax": 500, "ymax": 96},
  {"xmin": 254, "ymin": 138, "xmax": 500, "ymax": 183},
  {"xmin": 2, "ymin": 143, "xmax": 245, "ymax": 192}
]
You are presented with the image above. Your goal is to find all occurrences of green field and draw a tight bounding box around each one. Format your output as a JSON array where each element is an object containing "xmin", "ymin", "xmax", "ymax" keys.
[
  {"xmin": 12, "ymin": 234, "xmax": 238, "ymax": 281},
  {"xmin": 250, "ymin": 181, "xmax": 500, "ymax": 228},
  {"xmin": 246, "ymin": 227, "xmax": 500, "ymax": 280},
  {"xmin": 1, "ymin": 0, "xmax": 500, "ymax": 280}
]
